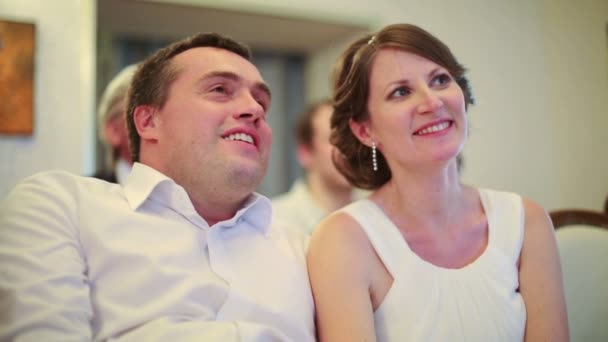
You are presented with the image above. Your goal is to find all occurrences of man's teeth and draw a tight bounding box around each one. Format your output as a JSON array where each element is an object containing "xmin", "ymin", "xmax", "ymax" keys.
[
  {"xmin": 416, "ymin": 121, "xmax": 450, "ymax": 135},
  {"xmin": 225, "ymin": 133, "xmax": 254, "ymax": 144}
]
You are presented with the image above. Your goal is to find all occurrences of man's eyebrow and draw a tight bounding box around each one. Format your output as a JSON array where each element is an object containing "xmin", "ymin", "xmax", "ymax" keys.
[
  {"xmin": 198, "ymin": 71, "xmax": 271, "ymax": 100},
  {"xmin": 199, "ymin": 70, "xmax": 239, "ymax": 83}
]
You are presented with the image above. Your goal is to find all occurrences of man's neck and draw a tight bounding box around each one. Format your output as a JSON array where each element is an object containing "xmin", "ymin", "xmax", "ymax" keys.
[{"xmin": 189, "ymin": 192, "xmax": 250, "ymax": 227}]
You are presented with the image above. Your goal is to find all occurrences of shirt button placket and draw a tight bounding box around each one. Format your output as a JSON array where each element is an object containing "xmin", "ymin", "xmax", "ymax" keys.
[{"xmin": 207, "ymin": 226, "xmax": 233, "ymax": 285}]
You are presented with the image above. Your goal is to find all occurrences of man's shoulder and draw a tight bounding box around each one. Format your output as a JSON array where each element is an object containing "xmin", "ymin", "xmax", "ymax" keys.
[
  {"xmin": 1, "ymin": 171, "xmax": 127, "ymax": 239},
  {"xmin": 28, "ymin": 170, "xmax": 118, "ymax": 188},
  {"xmin": 4, "ymin": 170, "xmax": 122, "ymax": 205},
  {"xmin": 15, "ymin": 170, "xmax": 95, "ymax": 188}
]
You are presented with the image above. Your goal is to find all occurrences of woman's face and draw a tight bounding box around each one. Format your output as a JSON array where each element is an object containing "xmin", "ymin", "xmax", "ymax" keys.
[{"xmin": 363, "ymin": 48, "xmax": 466, "ymax": 170}]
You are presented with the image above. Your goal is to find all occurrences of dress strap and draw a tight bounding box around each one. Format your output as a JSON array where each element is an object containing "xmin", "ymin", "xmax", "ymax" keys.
[
  {"xmin": 339, "ymin": 200, "xmax": 412, "ymax": 278},
  {"xmin": 479, "ymin": 189, "xmax": 525, "ymax": 265}
]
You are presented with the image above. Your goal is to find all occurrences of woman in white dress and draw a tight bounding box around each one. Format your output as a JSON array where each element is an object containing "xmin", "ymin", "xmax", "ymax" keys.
[{"xmin": 307, "ymin": 23, "xmax": 568, "ymax": 342}]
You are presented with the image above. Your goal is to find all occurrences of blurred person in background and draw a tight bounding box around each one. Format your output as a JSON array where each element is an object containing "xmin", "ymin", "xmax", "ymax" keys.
[
  {"xmin": 272, "ymin": 99, "xmax": 356, "ymax": 234},
  {"xmin": 93, "ymin": 64, "xmax": 137, "ymax": 184}
]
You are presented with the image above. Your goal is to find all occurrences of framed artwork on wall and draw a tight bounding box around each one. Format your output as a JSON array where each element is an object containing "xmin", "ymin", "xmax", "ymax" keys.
[{"xmin": 0, "ymin": 19, "xmax": 35, "ymax": 135}]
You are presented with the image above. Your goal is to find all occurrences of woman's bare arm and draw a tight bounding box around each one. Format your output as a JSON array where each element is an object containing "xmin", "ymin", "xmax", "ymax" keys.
[
  {"xmin": 307, "ymin": 213, "xmax": 378, "ymax": 342},
  {"xmin": 519, "ymin": 198, "xmax": 569, "ymax": 341}
]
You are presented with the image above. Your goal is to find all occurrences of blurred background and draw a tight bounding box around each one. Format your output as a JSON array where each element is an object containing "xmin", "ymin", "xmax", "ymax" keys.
[{"xmin": 0, "ymin": 0, "xmax": 607, "ymax": 211}]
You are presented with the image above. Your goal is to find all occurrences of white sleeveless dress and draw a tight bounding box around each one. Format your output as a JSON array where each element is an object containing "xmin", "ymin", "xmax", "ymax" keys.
[{"xmin": 338, "ymin": 188, "xmax": 526, "ymax": 342}]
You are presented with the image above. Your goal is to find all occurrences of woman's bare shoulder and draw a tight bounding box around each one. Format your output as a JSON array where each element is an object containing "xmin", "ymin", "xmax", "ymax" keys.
[
  {"xmin": 310, "ymin": 211, "xmax": 373, "ymax": 252},
  {"xmin": 308, "ymin": 210, "xmax": 377, "ymax": 278},
  {"xmin": 521, "ymin": 197, "xmax": 553, "ymax": 231}
]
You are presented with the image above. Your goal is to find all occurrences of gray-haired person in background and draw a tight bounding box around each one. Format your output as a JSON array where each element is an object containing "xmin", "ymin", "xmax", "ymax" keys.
[{"xmin": 93, "ymin": 64, "xmax": 137, "ymax": 184}]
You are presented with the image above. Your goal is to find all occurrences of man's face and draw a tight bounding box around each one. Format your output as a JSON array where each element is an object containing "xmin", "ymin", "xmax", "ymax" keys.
[
  {"xmin": 152, "ymin": 47, "xmax": 272, "ymax": 194},
  {"xmin": 309, "ymin": 105, "xmax": 351, "ymax": 190}
]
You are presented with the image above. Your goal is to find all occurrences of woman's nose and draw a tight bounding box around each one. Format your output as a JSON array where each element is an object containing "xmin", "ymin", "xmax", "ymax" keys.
[{"xmin": 416, "ymin": 87, "xmax": 443, "ymax": 115}]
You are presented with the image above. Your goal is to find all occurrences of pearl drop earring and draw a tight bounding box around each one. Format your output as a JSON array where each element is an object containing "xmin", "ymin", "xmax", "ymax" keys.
[{"xmin": 372, "ymin": 140, "xmax": 378, "ymax": 172}]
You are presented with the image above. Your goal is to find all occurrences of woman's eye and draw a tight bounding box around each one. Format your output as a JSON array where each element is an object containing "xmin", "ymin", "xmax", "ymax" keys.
[
  {"xmin": 390, "ymin": 86, "xmax": 410, "ymax": 98},
  {"xmin": 432, "ymin": 73, "xmax": 452, "ymax": 87}
]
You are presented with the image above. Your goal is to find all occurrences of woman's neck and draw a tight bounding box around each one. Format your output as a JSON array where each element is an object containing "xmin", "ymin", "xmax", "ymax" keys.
[{"xmin": 372, "ymin": 159, "xmax": 469, "ymax": 231}]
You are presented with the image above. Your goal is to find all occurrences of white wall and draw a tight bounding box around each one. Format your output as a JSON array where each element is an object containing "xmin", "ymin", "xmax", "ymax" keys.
[
  {"xmin": 0, "ymin": 0, "xmax": 96, "ymax": 198},
  {"xmin": 205, "ymin": 0, "xmax": 608, "ymax": 211},
  {"xmin": 537, "ymin": 0, "xmax": 608, "ymax": 210}
]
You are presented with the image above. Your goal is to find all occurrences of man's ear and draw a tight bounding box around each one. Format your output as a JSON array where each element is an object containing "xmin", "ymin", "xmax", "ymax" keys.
[
  {"xmin": 349, "ymin": 118, "xmax": 374, "ymax": 147},
  {"xmin": 296, "ymin": 144, "xmax": 313, "ymax": 170},
  {"xmin": 133, "ymin": 105, "xmax": 160, "ymax": 142}
]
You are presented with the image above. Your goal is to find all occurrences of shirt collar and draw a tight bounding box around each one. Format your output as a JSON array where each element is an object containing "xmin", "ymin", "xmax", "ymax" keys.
[
  {"xmin": 213, "ymin": 192, "xmax": 272, "ymax": 236},
  {"xmin": 123, "ymin": 163, "xmax": 175, "ymax": 211},
  {"xmin": 123, "ymin": 163, "xmax": 272, "ymax": 235}
]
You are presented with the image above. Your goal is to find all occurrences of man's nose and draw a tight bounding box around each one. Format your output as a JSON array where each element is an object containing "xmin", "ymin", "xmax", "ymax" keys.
[{"xmin": 234, "ymin": 92, "xmax": 265, "ymax": 122}]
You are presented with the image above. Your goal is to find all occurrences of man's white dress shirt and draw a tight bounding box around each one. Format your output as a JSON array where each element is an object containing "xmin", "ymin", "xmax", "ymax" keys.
[{"xmin": 0, "ymin": 163, "xmax": 315, "ymax": 341}]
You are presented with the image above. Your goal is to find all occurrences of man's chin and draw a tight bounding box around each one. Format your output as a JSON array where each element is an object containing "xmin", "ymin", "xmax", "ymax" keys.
[{"xmin": 226, "ymin": 163, "xmax": 266, "ymax": 189}]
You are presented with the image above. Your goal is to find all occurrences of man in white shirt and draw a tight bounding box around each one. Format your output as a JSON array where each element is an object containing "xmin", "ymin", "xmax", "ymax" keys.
[
  {"xmin": 0, "ymin": 33, "xmax": 314, "ymax": 341},
  {"xmin": 272, "ymin": 99, "xmax": 357, "ymax": 234},
  {"xmin": 93, "ymin": 64, "xmax": 137, "ymax": 185}
]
